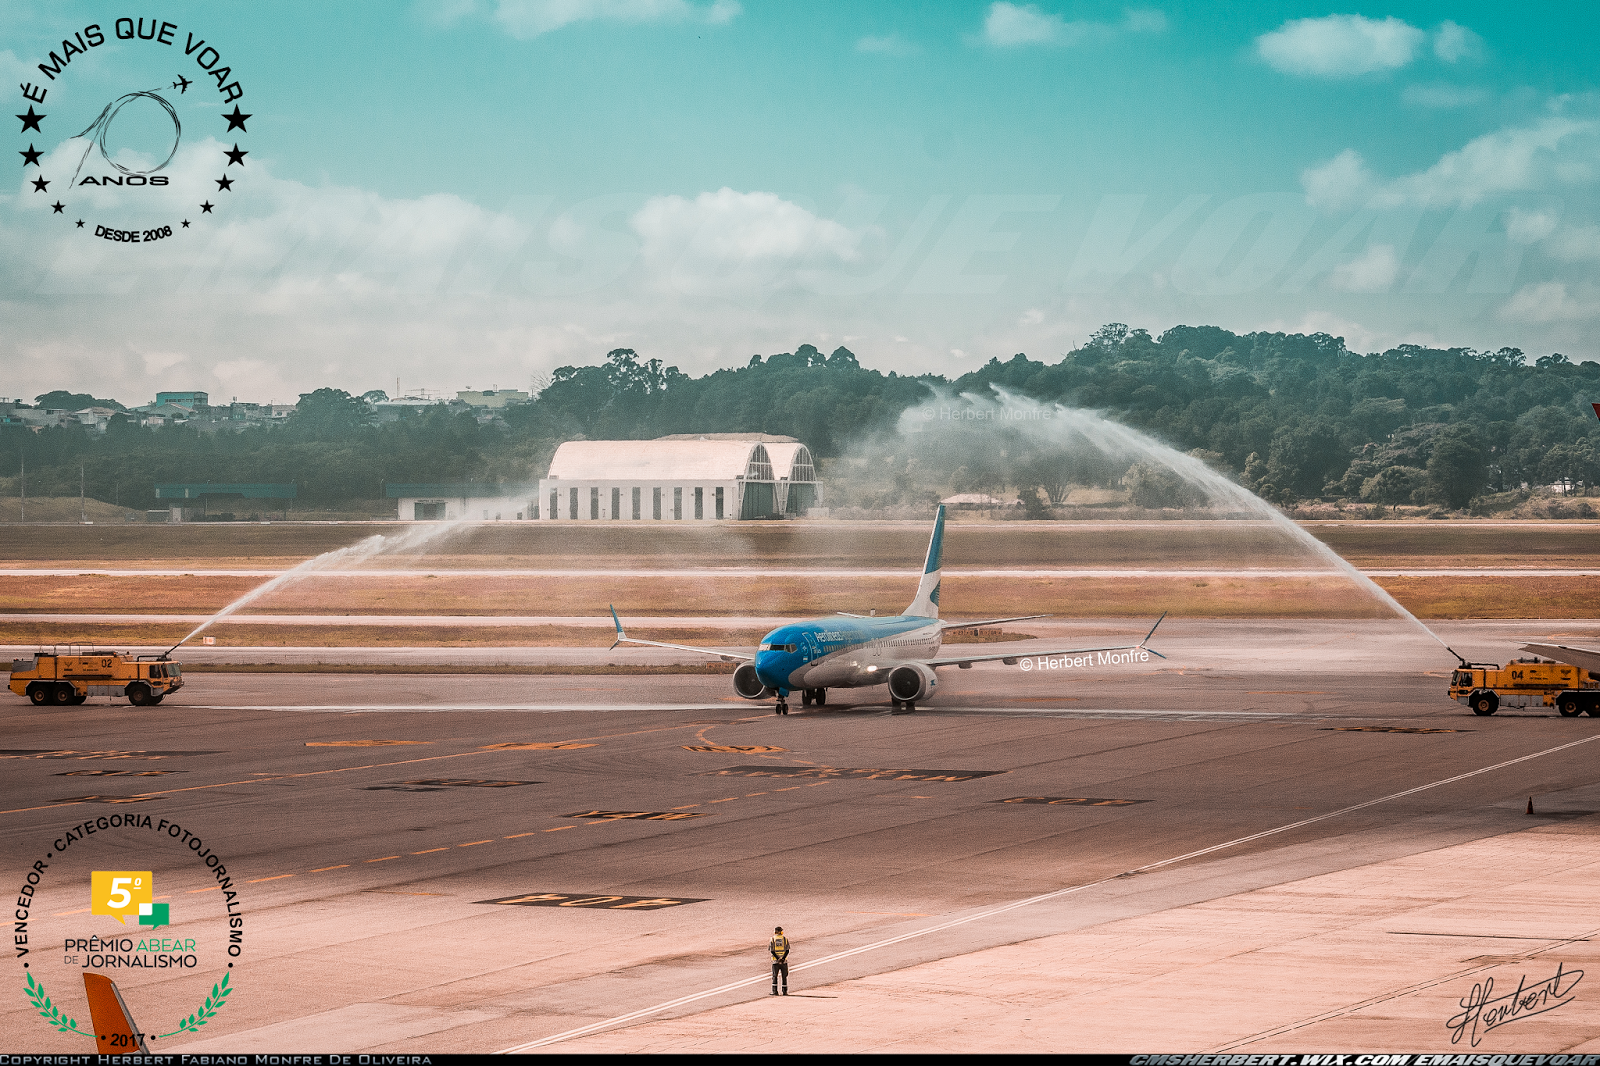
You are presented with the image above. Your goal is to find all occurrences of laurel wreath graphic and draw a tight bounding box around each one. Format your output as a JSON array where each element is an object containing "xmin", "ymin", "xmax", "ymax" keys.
[
  {"xmin": 24, "ymin": 973, "xmax": 86, "ymax": 1035},
  {"xmin": 24, "ymin": 971, "xmax": 233, "ymax": 1040},
  {"xmin": 156, "ymin": 972, "xmax": 233, "ymax": 1037}
]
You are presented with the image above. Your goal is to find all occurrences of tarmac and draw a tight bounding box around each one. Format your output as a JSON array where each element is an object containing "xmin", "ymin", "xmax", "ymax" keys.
[{"xmin": 3, "ymin": 618, "xmax": 1599, "ymax": 1054}]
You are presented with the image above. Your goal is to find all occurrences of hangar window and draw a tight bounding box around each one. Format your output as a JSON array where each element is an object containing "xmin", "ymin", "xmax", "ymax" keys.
[
  {"xmin": 653, "ymin": 487, "xmax": 662, "ymax": 520},
  {"xmin": 673, "ymin": 487, "xmax": 683, "ymax": 520}
]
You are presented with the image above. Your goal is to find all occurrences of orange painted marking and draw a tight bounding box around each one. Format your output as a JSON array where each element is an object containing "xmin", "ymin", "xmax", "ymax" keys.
[
  {"xmin": 504, "ymin": 832, "xmax": 541, "ymax": 838},
  {"xmin": 365, "ymin": 856, "xmax": 399, "ymax": 863},
  {"xmin": 412, "ymin": 848, "xmax": 449, "ymax": 854},
  {"xmin": 247, "ymin": 874, "xmax": 294, "ymax": 883},
  {"xmin": 544, "ymin": 826, "xmax": 576, "ymax": 832},
  {"xmin": 459, "ymin": 840, "xmax": 494, "ymax": 847},
  {"xmin": 310, "ymin": 865, "xmax": 349, "ymax": 872}
]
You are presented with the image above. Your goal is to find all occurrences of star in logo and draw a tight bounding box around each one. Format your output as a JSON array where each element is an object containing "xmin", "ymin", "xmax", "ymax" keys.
[
  {"xmin": 200, "ymin": 201, "xmax": 214, "ymax": 213},
  {"xmin": 215, "ymin": 175, "xmax": 234, "ymax": 191},
  {"xmin": 19, "ymin": 144, "xmax": 42, "ymax": 166},
  {"xmin": 75, "ymin": 219, "xmax": 84, "ymax": 228},
  {"xmin": 224, "ymin": 143, "xmax": 247, "ymax": 166},
  {"xmin": 30, "ymin": 175, "xmax": 48, "ymax": 192},
  {"xmin": 16, "ymin": 106, "xmax": 44, "ymax": 133},
  {"xmin": 181, "ymin": 219, "xmax": 190, "ymax": 228},
  {"xmin": 51, "ymin": 201, "xmax": 64, "ymax": 213},
  {"xmin": 222, "ymin": 106, "xmax": 251, "ymax": 133},
  {"xmin": 137, "ymin": 902, "xmax": 170, "ymax": 929}
]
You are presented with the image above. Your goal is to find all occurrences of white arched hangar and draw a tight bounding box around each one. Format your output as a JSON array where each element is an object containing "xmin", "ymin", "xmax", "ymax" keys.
[{"xmin": 536, "ymin": 436, "xmax": 822, "ymax": 521}]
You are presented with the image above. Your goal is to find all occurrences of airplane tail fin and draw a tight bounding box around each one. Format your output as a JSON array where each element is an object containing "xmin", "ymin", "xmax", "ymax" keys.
[
  {"xmin": 83, "ymin": 972, "xmax": 148, "ymax": 1053},
  {"xmin": 904, "ymin": 505, "xmax": 945, "ymax": 618}
]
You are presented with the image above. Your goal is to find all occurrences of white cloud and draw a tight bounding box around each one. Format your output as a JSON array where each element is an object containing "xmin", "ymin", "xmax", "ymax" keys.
[
  {"xmin": 1328, "ymin": 244, "xmax": 1399, "ymax": 292},
  {"xmin": 981, "ymin": 3, "xmax": 1164, "ymax": 48},
  {"xmin": 856, "ymin": 34, "xmax": 919, "ymax": 56},
  {"xmin": 1402, "ymin": 82, "xmax": 1491, "ymax": 109},
  {"xmin": 1500, "ymin": 281, "xmax": 1600, "ymax": 323},
  {"xmin": 491, "ymin": 0, "xmax": 739, "ymax": 39},
  {"xmin": 1546, "ymin": 224, "xmax": 1600, "ymax": 261},
  {"xmin": 1256, "ymin": 15, "xmax": 1425, "ymax": 77},
  {"xmin": 1301, "ymin": 148, "xmax": 1376, "ymax": 211},
  {"xmin": 1302, "ymin": 115, "xmax": 1600, "ymax": 210},
  {"xmin": 1505, "ymin": 207, "xmax": 1557, "ymax": 243},
  {"xmin": 414, "ymin": 0, "xmax": 481, "ymax": 26},
  {"xmin": 1433, "ymin": 20, "xmax": 1482, "ymax": 63},
  {"xmin": 630, "ymin": 187, "xmax": 867, "ymax": 293}
]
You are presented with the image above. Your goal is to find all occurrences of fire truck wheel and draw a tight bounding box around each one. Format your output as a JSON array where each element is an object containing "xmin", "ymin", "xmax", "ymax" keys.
[
  {"xmin": 52, "ymin": 683, "xmax": 75, "ymax": 705},
  {"xmin": 26, "ymin": 683, "xmax": 49, "ymax": 705},
  {"xmin": 149, "ymin": 694, "xmax": 164, "ymax": 704},
  {"xmin": 1470, "ymin": 690, "xmax": 1498, "ymax": 716},
  {"xmin": 70, "ymin": 692, "xmax": 87, "ymax": 705},
  {"xmin": 126, "ymin": 683, "xmax": 152, "ymax": 707},
  {"xmin": 1558, "ymin": 695, "xmax": 1584, "ymax": 717},
  {"xmin": 1588, "ymin": 705, "xmax": 1600, "ymax": 717}
]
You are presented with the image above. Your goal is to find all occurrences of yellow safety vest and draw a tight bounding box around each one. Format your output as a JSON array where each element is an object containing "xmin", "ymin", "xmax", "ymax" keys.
[{"xmin": 770, "ymin": 934, "xmax": 790, "ymax": 960}]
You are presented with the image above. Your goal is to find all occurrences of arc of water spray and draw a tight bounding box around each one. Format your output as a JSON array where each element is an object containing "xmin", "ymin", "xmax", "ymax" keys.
[
  {"xmin": 164, "ymin": 520, "xmax": 472, "ymax": 657},
  {"xmin": 917, "ymin": 388, "xmax": 1464, "ymax": 663}
]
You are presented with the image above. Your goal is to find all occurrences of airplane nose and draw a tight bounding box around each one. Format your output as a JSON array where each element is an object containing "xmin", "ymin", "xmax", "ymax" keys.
[{"xmin": 754, "ymin": 651, "xmax": 786, "ymax": 688}]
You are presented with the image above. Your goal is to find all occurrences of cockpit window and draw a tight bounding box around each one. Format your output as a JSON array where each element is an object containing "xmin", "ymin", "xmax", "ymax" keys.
[{"xmin": 759, "ymin": 643, "xmax": 797, "ymax": 653}]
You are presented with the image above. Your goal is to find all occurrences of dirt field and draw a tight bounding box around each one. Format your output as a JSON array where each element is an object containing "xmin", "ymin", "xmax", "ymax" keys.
[{"xmin": 3, "ymin": 519, "xmax": 1600, "ymax": 568}]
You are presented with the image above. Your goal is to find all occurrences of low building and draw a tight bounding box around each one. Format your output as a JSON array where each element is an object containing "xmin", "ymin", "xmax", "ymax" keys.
[
  {"xmin": 154, "ymin": 482, "xmax": 296, "ymax": 521},
  {"xmin": 537, "ymin": 435, "xmax": 821, "ymax": 521},
  {"xmin": 457, "ymin": 388, "xmax": 530, "ymax": 409},
  {"xmin": 155, "ymin": 390, "xmax": 209, "ymax": 409},
  {"xmin": 386, "ymin": 482, "xmax": 536, "ymax": 521}
]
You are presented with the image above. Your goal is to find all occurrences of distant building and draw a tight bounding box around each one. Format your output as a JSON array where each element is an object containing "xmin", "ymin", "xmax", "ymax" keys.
[
  {"xmin": 371, "ymin": 397, "xmax": 460, "ymax": 423},
  {"xmin": 155, "ymin": 482, "xmax": 296, "ymax": 521},
  {"xmin": 537, "ymin": 435, "xmax": 821, "ymax": 521},
  {"xmin": 386, "ymin": 482, "xmax": 535, "ymax": 521},
  {"xmin": 941, "ymin": 493, "xmax": 1018, "ymax": 508},
  {"xmin": 155, "ymin": 391, "xmax": 209, "ymax": 409},
  {"xmin": 457, "ymin": 389, "xmax": 530, "ymax": 409}
]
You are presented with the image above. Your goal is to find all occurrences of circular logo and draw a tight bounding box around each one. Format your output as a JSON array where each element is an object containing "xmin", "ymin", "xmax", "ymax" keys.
[
  {"xmin": 11, "ymin": 813, "xmax": 247, "ymax": 1049},
  {"xmin": 1019, "ymin": 657, "xmax": 1032, "ymax": 672},
  {"xmin": 16, "ymin": 18, "xmax": 251, "ymax": 243}
]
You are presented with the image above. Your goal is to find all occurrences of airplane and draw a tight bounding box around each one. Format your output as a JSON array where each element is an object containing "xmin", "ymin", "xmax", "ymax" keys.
[
  {"xmin": 172, "ymin": 76, "xmax": 191, "ymax": 93},
  {"xmin": 82, "ymin": 972, "xmax": 148, "ymax": 1052},
  {"xmin": 609, "ymin": 504, "xmax": 1165, "ymax": 714}
]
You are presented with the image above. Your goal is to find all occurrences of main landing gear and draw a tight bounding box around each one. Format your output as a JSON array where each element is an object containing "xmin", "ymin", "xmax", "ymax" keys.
[
  {"xmin": 891, "ymin": 699, "xmax": 916, "ymax": 713},
  {"xmin": 777, "ymin": 688, "xmax": 828, "ymax": 715}
]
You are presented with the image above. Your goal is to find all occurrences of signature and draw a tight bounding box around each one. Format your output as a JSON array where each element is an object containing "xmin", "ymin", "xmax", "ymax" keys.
[{"xmin": 1446, "ymin": 962, "xmax": 1583, "ymax": 1046}]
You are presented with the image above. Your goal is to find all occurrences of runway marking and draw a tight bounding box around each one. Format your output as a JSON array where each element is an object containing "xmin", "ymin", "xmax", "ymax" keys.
[
  {"xmin": 563, "ymin": 810, "xmax": 708, "ymax": 822},
  {"xmin": 187, "ymin": 887, "xmax": 219, "ymax": 894},
  {"xmin": 1323, "ymin": 726, "xmax": 1464, "ymax": 734},
  {"xmin": 482, "ymin": 742, "xmax": 595, "ymax": 750},
  {"xmin": 544, "ymin": 826, "xmax": 575, "ymax": 832},
  {"xmin": 365, "ymin": 856, "xmax": 399, "ymax": 863},
  {"xmin": 701, "ymin": 765, "xmax": 1006, "ymax": 782},
  {"xmin": 995, "ymin": 797, "xmax": 1147, "ymax": 806},
  {"xmin": 247, "ymin": 875, "xmax": 294, "ymax": 883},
  {"xmin": 459, "ymin": 840, "xmax": 495, "ymax": 847},
  {"xmin": 682, "ymin": 745, "xmax": 787, "ymax": 753},
  {"xmin": 504, "ymin": 832, "xmax": 542, "ymax": 839},
  {"xmin": 53, "ymin": 769, "xmax": 185, "ymax": 777},
  {"xmin": 477, "ymin": 892, "xmax": 707, "ymax": 910},
  {"xmin": 310, "ymin": 865, "xmax": 349, "ymax": 872},
  {"xmin": 1, "ymin": 749, "xmax": 220, "ymax": 759},
  {"xmin": 306, "ymin": 740, "xmax": 431, "ymax": 747},
  {"xmin": 501, "ymin": 731, "xmax": 1600, "ymax": 1051},
  {"xmin": 412, "ymin": 848, "xmax": 449, "ymax": 854}
]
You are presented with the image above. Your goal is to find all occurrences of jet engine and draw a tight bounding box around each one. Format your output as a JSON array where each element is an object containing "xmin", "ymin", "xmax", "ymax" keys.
[
  {"xmin": 886, "ymin": 663, "xmax": 937, "ymax": 703},
  {"xmin": 733, "ymin": 663, "xmax": 773, "ymax": 700}
]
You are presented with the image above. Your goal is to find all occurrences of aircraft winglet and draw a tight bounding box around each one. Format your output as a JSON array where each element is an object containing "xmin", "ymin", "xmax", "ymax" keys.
[
  {"xmin": 83, "ymin": 972, "xmax": 147, "ymax": 1053},
  {"xmin": 1139, "ymin": 611, "xmax": 1168, "ymax": 660},
  {"xmin": 609, "ymin": 604, "xmax": 625, "ymax": 650}
]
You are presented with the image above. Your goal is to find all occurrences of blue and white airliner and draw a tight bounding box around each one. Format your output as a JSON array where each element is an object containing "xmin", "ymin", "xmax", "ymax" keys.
[{"xmin": 609, "ymin": 505, "xmax": 1165, "ymax": 715}]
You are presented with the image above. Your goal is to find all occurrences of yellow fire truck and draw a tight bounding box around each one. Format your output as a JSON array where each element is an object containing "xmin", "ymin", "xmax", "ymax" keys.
[
  {"xmin": 9, "ymin": 647, "xmax": 183, "ymax": 707},
  {"xmin": 1448, "ymin": 657, "xmax": 1600, "ymax": 717}
]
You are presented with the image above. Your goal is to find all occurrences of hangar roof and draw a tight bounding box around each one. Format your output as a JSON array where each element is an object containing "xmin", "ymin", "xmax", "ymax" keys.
[{"xmin": 546, "ymin": 440, "xmax": 776, "ymax": 482}]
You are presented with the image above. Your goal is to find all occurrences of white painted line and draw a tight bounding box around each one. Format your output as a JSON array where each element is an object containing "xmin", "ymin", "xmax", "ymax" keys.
[
  {"xmin": 499, "ymin": 732, "xmax": 1600, "ymax": 1052},
  {"xmin": 9, "ymin": 567, "xmax": 1600, "ymax": 578},
  {"xmin": 183, "ymin": 703, "xmax": 735, "ymax": 713}
]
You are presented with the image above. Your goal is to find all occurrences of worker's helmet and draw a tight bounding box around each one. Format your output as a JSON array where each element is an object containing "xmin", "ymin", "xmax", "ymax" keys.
[{"xmin": 774, "ymin": 926, "xmax": 782, "ymax": 932}]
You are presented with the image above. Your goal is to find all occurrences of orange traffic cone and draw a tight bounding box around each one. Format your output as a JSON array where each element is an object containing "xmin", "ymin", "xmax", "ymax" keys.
[{"xmin": 1527, "ymin": 797, "xmax": 1535, "ymax": 815}]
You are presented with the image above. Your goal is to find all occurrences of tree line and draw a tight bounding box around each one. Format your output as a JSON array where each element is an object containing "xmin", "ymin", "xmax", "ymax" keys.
[{"xmin": 4, "ymin": 326, "xmax": 1597, "ymax": 513}]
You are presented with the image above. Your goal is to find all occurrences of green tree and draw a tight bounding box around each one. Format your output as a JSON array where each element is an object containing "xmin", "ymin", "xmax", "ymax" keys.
[
  {"xmin": 1426, "ymin": 425, "xmax": 1488, "ymax": 508},
  {"xmin": 1361, "ymin": 466, "xmax": 1426, "ymax": 513}
]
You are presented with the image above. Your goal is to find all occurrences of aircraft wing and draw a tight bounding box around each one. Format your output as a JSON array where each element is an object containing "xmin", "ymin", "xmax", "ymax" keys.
[
  {"xmin": 608, "ymin": 606, "xmax": 753, "ymax": 663},
  {"xmin": 927, "ymin": 613, "xmax": 1166, "ymax": 668},
  {"xmin": 1521, "ymin": 643, "xmax": 1600, "ymax": 675},
  {"xmin": 939, "ymin": 613, "xmax": 1048, "ymax": 631}
]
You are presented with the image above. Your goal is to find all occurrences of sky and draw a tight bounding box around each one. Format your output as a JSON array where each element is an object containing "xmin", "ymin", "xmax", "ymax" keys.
[{"xmin": 3, "ymin": 1, "xmax": 1598, "ymax": 406}]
